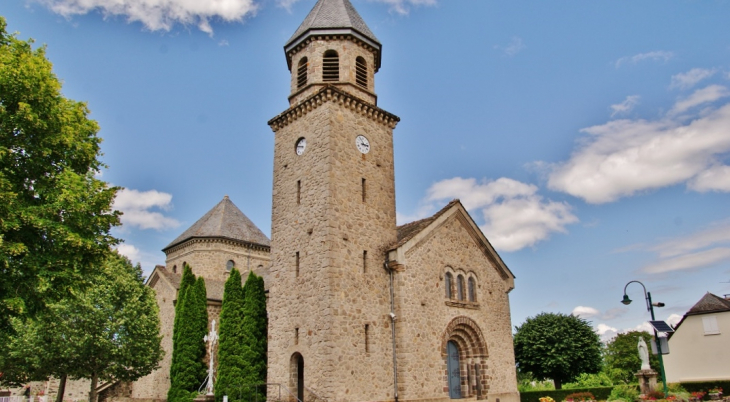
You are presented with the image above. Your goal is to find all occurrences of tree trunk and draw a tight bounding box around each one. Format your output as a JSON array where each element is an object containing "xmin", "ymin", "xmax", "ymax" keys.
[
  {"xmin": 55, "ymin": 375, "xmax": 67, "ymax": 402},
  {"xmin": 88, "ymin": 373, "xmax": 98, "ymax": 402},
  {"xmin": 554, "ymin": 378, "xmax": 562, "ymax": 390}
]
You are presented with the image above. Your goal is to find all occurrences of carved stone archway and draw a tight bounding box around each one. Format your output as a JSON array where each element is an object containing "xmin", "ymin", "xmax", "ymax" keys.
[{"xmin": 441, "ymin": 316, "xmax": 489, "ymax": 400}]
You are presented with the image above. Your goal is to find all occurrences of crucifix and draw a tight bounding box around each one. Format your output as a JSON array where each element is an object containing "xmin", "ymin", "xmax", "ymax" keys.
[{"xmin": 203, "ymin": 319, "xmax": 218, "ymax": 395}]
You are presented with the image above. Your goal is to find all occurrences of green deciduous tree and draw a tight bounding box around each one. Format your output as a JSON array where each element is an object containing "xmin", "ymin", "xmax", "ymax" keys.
[
  {"xmin": 240, "ymin": 272, "xmax": 267, "ymax": 400},
  {"xmin": 604, "ymin": 331, "xmax": 660, "ymax": 384},
  {"xmin": 168, "ymin": 266, "xmax": 208, "ymax": 402},
  {"xmin": 215, "ymin": 268, "xmax": 246, "ymax": 402},
  {"xmin": 0, "ymin": 252, "xmax": 163, "ymax": 402},
  {"xmin": 0, "ymin": 16, "xmax": 121, "ymax": 335},
  {"xmin": 514, "ymin": 312, "xmax": 602, "ymax": 389}
]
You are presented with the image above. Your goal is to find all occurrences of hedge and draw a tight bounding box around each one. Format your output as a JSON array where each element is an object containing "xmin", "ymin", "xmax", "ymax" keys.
[
  {"xmin": 520, "ymin": 387, "xmax": 614, "ymax": 402},
  {"xmin": 675, "ymin": 381, "xmax": 730, "ymax": 399}
]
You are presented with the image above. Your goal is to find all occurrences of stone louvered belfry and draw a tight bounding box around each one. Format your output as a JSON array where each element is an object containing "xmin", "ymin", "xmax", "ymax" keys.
[{"xmin": 267, "ymin": 1, "xmax": 518, "ymax": 402}]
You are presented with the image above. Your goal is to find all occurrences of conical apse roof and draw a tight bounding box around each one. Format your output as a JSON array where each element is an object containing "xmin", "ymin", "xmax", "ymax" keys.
[{"xmin": 163, "ymin": 196, "xmax": 270, "ymax": 251}]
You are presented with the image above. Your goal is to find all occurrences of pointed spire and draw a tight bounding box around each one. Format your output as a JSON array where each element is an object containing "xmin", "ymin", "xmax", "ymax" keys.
[
  {"xmin": 285, "ymin": 0, "xmax": 381, "ymax": 70},
  {"xmin": 163, "ymin": 197, "xmax": 270, "ymax": 252}
]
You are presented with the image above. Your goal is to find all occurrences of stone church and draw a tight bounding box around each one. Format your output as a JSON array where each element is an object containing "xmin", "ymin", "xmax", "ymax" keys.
[{"xmin": 30, "ymin": 1, "xmax": 520, "ymax": 402}]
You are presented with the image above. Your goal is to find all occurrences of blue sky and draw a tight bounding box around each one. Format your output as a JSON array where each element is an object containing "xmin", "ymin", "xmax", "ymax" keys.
[{"xmin": 4, "ymin": 0, "xmax": 730, "ymax": 341}]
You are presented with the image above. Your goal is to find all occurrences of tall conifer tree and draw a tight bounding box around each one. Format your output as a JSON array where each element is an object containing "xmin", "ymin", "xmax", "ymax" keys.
[
  {"xmin": 215, "ymin": 268, "xmax": 246, "ymax": 402},
  {"xmin": 240, "ymin": 273, "xmax": 267, "ymax": 400},
  {"xmin": 168, "ymin": 266, "xmax": 208, "ymax": 402}
]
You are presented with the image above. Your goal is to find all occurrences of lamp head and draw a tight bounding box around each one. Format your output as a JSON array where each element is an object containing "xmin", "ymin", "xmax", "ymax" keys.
[{"xmin": 621, "ymin": 294, "xmax": 632, "ymax": 305}]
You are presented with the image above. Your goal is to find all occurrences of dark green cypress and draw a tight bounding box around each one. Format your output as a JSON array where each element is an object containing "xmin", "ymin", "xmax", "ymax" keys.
[
  {"xmin": 240, "ymin": 272, "xmax": 267, "ymax": 400},
  {"xmin": 215, "ymin": 268, "xmax": 246, "ymax": 402},
  {"xmin": 168, "ymin": 266, "xmax": 209, "ymax": 402}
]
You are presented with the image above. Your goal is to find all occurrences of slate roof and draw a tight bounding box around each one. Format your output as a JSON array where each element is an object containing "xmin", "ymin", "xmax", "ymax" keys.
[
  {"xmin": 686, "ymin": 292, "xmax": 730, "ymax": 316},
  {"xmin": 394, "ymin": 200, "xmax": 460, "ymax": 249},
  {"xmin": 286, "ymin": 0, "xmax": 379, "ymax": 48},
  {"xmin": 163, "ymin": 196, "xmax": 270, "ymax": 252}
]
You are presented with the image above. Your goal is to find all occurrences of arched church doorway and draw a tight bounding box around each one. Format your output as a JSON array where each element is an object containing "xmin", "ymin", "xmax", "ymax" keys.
[
  {"xmin": 290, "ymin": 353, "xmax": 304, "ymax": 402},
  {"xmin": 447, "ymin": 341, "xmax": 462, "ymax": 399},
  {"xmin": 441, "ymin": 316, "xmax": 489, "ymax": 400}
]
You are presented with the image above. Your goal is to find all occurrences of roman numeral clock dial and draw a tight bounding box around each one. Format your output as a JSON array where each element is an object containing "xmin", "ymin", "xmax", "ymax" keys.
[{"xmin": 356, "ymin": 135, "xmax": 370, "ymax": 154}]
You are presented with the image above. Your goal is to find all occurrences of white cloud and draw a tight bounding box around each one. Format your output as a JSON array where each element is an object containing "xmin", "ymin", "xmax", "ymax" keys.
[
  {"xmin": 688, "ymin": 164, "xmax": 730, "ymax": 192},
  {"xmin": 573, "ymin": 306, "xmax": 627, "ymax": 321},
  {"xmin": 669, "ymin": 85, "xmax": 730, "ymax": 115},
  {"xmin": 615, "ymin": 51, "xmax": 674, "ymax": 68},
  {"xmin": 504, "ymin": 37, "xmax": 525, "ymax": 57},
  {"xmin": 666, "ymin": 314, "xmax": 682, "ymax": 327},
  {"xmin": 546, "ymin": 89, "xmax": 730, "ymax": 204},
  {"xmin": 650, "ymin": 220, "xmax": 730, "ymax": 259},
  {"xmin": 610, "ymin": 95, "xmax": 640, "ymax": 117},
  {"xmin": 643, "ymin": 247, "xmax": 730, "ymax": 274},
  {"xmin": 572, "ymin": 306, "xmax": 600, "ymax": 318},
  {"xmin": 36, "ymin": 0, "xmax": 258, "ymax": 34},
  {"xmin": 113, "ymin": 188, "xmax": 181, "ymax": 231},
  {"xmin": 629, "ymin": 220, "xmax": 730, "ymax": 274},
  {"xmin": 421, "ymin": 177, "xmax": 578, "ymax": 252},
  {"xmin": 670, "ymin": 68, "xmax": 718, "ymax": 90},
  {"xmin": 368, "ymin": 0, "xmax": 437, "ymax": 15},
  {"xmin": 116, "ymin": 243, "xmax": 140, "ymax": 262},
  {"xmin": 596, "ymin": 323, "xmax": 619, "ymax": 342}
]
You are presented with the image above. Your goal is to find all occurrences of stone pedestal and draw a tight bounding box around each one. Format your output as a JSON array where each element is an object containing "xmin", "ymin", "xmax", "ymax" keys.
[
  {"xmin": 634, "ymin": 369, "xmax": 658, "ymax": 395},
  {"xmin": 194, "ymin": 394, "xmax": 214, "ymax": 402}
]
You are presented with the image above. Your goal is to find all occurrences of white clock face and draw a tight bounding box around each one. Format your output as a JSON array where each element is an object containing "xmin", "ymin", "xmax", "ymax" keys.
[
  {"xmin": 355, "ymin": 135, "xmax": 370, "ymax": 154},
  {"xmin": 295, "ymin": 137, "xmax": 306, "ymax": 155}
]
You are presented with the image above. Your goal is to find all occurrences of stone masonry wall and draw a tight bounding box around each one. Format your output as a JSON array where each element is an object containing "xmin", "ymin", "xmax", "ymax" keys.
[
  {"xmin": 288, "ymin": 37, "xmax": 377, "ymax": 106},
  {"xmin": 132, "ymin": 276, "xmax": 177, "ymax": 400},
  {"xmin": 393, "ymin": 215, "xmax": 519, "ymax": 402},
  {"xmin": 268, "ymin": 87, "xmax": 398, "ymax": 402},
  {"xmin": 165, "ymin": 239, "xmax": 271, "ymax": 287}
]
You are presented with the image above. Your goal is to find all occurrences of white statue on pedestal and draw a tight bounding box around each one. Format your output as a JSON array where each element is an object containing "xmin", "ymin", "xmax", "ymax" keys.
[
  {"xmin": 638, "ymin": 337, "xmax": 651, "ymax": 371},
  {"xmin": 203, "ymin": 320, "xmax": 219, "ymax": 395}
]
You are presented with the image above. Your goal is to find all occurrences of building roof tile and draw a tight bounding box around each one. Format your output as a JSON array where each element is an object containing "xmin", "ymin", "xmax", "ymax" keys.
[
  {"xmin": 686, "ymin": 292, "xmax": 730, "ymax": 315},
  {"xmin": 163, "ymin": 196, "xmax": 270, "ymax": 252},
  {"xmin": 286, "ymin": 0, "xmax": 379, "ymax": 48}
]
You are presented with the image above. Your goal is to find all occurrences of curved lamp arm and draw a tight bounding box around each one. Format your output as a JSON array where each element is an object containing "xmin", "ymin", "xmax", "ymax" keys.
[{"xmin": 622, "ymin": 280, "xmax": 651, "ymax": 312}]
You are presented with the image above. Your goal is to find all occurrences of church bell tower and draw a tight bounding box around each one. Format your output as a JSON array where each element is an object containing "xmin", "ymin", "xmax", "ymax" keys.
[{"xmin": 267, "ymin": 0, "xmax": 400, "ymax": 400}]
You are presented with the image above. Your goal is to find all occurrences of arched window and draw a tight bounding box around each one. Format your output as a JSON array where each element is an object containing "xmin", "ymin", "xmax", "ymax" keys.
[
  {"xmin": 323, "ymin": 50, "xmax": 339, "ymax": 81},
  {"xmin": 297, "ymin": 57, "xmax": 308, "ymax": 89},
  {"xmin": 355, "ymin": 56, "xmax": 367, "ymax": 87},
  {"xmin": 468, "ymin": 277, "xmax": 476, "ymax": 302},
  {"xmin": 226, "ymin": 260, "xmax": 235, "ymax": 272},
  {"xmin": 457, "ymin": 275, "xmax": 465, "ymax": 301},
  {"xmin": 445, "ymin": 272, "xmax": 453, "ymax": 299},
  {"xmin": 172, "ymin": 265, "xmax": 177, "ymax": 274}
]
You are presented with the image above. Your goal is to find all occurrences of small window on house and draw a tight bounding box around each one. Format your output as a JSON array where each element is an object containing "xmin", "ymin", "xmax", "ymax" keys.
[
  {"xmin": 703, "ymin": 316, "xmax": 720, "ymax": 335},
  {"xmin": 297, "ymin": 180, "xmax": 301, "ymax": 205},
  {"xmin": 362, "ymin": 178, "xmax": 366, "ymax": 203},
  {"xmin": 457, "ymin": 275, "xmax": 465, "ymax": 301},
  {"xmin": 226, "ymin": 260, "xmax": 235, "ymax": 272},
  {"xmin": 355, "ymin": 56, "xmax": 367, "ymax": 87},
  {"xmin": 323, "ymin": 50, "xmax": 339, "ymax": 81},
  {"xmin": 445, "ymin": 272, "xmax": 453, "ymax": 299},
  {"xmin": 363, "ymin": 250, "xmax": 367, "ymax": 273},
  {"xmin": 468, "ymin": 277, "xmax": 476, "ymax": 302},
  {"xmin": 295, "ymin": 327, "xmax": 299, "ymax": 345},
  {"xmin": 297, "ymin": 57, "xmax": 308, "ymax": 89}
]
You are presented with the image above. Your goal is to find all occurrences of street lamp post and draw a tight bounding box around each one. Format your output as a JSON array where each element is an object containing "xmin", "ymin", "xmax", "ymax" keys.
[{"xmin": 621, "ymin": 280, "xmax": 668, "ymax": 397}]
